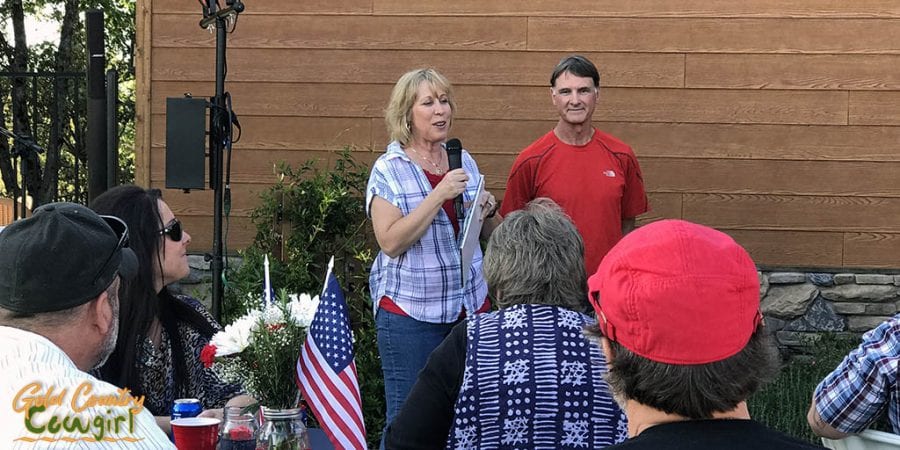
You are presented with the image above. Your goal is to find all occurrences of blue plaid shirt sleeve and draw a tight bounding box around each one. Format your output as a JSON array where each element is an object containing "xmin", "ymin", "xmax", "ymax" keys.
[
  {"xmin": 366, "ymin": 158, "xmax": 401, "ymax": 217},
  {"xmin": 813, "ymin": 314, "xmax": 900, "ymax": 434}
]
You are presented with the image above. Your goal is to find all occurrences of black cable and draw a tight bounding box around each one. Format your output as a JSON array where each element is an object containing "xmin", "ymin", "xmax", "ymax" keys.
[
  {"xmin": 221, "ymin": 91, "xmax": 236, "ymax": 285},
  {"xmin": 224, "ymin": 92, "xmax": 234, "ymax": 199}
]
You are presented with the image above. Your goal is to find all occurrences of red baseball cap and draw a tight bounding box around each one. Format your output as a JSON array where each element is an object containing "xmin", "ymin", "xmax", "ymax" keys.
[{"xmin": 587, "ymin": 220, "xmax": 761, "ymax": 365}]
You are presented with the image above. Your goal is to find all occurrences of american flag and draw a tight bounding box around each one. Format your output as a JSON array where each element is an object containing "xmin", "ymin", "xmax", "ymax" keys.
[{"xmin": 296, "ymin": 258, "xmax": 367, "ymax": 449}]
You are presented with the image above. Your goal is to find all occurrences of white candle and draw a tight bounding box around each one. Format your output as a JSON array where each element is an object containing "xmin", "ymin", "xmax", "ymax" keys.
[{"xmin": 264, "ymin": 254, "xmax": 272, "ymax": 307}]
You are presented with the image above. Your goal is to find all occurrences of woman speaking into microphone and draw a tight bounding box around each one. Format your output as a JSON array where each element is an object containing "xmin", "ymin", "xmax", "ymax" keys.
[{"xmin": 366, "ymin": 68, "xmax": 501, "ymax": 437}]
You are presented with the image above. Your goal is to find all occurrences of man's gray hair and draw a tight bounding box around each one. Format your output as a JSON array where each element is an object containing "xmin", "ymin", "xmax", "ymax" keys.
[{"xmin": 483, "ymin": 198, "xmax": 587, "ymax": 311}]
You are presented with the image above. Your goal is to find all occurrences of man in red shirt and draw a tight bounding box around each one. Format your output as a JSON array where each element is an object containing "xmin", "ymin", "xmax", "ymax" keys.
[{"xmin": 501, "ymin": 55, "xmax": 649, "ymax": 279}]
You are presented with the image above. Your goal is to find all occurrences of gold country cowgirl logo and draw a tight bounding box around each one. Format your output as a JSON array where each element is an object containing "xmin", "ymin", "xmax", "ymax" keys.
[{"xmin": 12, "ymin": 381, "xmax": 146, "ymax": 444}]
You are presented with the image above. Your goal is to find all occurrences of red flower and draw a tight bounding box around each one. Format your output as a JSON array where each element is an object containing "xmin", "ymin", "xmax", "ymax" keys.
[
  {"xmin": 200, "ymin": 344, "xmax": 217, "ymax": 368},
  {"xmin": 267, "ymin": 323, "xmax": 284, "ymax": 332}
]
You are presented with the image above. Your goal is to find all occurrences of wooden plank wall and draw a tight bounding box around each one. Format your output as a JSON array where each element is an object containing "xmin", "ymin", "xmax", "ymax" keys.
[{"xmin": 137, "ymin": 0, "xmax": 900, "ymax": 269}]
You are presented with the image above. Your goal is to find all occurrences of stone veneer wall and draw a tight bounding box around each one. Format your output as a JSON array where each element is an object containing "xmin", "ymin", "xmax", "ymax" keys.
[
  {"xmin": 174, "ymin": 254, "xmax": 898, "ymax": 352},
  {"xmin": 762, "ymin": 271, "xmax": 900, "ymax": 353},
  {"xmin": 169, "ymin": 255, "xmax": 243, "ymax": 311}
]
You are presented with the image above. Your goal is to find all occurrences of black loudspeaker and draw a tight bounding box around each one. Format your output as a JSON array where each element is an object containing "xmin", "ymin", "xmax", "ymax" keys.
[
  {"xmin": 85, "ymin": 10, "xmax": 105, "ymax": 100},
  {"xmin": 166, "ymin": 97, "xmax": 207, "ymax": 189},
  {"xmin": 85, "ymin": 10, "xmax": 107, "ymax": 202}
]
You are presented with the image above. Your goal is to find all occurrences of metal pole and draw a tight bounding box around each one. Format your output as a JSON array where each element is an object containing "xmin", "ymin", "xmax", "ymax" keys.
[
  {"xmin": 26, "ymin": 77, "xmax": 36, "ymax": 214},
  {"xmin": 210, "ymin": 4, "xmax": 227, "ymax": 321},
  {"xmin": 12, "ymin": 154, "xmax": 19, "ymax": 219},
  {"xmin": 19, "ymin": 151, "xmax": 26, "ymax": 218},
  {"xmin": 12, "ymin": 153, "xmax": 23, "ymax": 219},
  {"xmin": 52, "ymin": 75, "xmax": 60, "ymax": 201},
  {"xmin": 106, "ymin": 69, "xmax": 118, "ymax": 188},
  {"xmin": 73, "ymin": 81, "xmax": 83, "ymax": 204}
]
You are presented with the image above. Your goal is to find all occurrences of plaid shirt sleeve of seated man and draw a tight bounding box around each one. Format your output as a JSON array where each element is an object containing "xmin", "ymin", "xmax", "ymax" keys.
[{"xmin": 813, "ymin": 314, "xmax": 900, "ymax": 435}]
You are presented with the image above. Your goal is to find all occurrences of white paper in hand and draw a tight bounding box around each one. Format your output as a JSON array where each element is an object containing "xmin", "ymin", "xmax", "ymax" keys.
[{"xmin": 458, "ymin": 175, "xmax": 485, "ymax": 288}]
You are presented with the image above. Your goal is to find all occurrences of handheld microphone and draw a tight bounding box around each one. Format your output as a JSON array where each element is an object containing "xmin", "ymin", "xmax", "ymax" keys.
[{"xmin": 445, "ymin": 138, "xmax": 464, "ymax": 222}]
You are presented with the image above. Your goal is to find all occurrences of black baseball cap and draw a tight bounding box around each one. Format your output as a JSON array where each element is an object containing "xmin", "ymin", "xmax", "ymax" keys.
[{"xmin": 0, "ymin": 202, "xmax": 138, "ymax": 314}]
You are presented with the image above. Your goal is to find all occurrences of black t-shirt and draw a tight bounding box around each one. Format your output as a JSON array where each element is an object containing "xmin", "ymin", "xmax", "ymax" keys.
[{"xmin": 607, "ymin": 419, "xmax": 826, "ymax": 449}]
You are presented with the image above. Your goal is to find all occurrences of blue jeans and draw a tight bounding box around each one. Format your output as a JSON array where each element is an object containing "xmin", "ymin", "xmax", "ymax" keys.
[{"xmin": 376, "ymin": 308, "xmax": 459, "ymax": 442}]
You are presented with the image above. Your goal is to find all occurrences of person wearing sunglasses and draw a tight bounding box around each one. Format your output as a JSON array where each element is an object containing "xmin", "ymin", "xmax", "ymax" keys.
[
  {"xmin": 90, "ymin": 185, "xmax": 253, "ymax": 436},
  {"xmin": 0, "ymin": 202, "xmax": 175, "ymax": 447}
]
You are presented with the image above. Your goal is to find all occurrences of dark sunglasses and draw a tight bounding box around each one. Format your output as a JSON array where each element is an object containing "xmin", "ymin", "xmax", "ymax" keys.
[
  {"xmin": 158, "ymin": 219, "xmax": 183, "ymax": 242},
  {"xmin": 92, "ymin": 215, "xmax": 130, "ymax": 285}
]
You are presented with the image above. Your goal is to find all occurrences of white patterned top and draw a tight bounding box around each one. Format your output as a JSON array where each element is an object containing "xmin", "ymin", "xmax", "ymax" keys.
[{"xmin": 0, "ymin": 326, "xmax": 173, "ymax": 449}]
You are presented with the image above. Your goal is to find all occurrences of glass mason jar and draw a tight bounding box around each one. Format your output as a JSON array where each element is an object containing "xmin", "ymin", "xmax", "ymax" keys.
[
  {"xmin": 257, "ymin": 407, "xmax": 310, "ymax": 450},
  {"xmin": 219, "ymin": 406, "xmax": 258, "ymax": 450}
]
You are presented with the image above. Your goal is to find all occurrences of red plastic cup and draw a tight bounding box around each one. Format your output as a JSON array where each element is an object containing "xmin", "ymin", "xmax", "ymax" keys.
[{"xmin": 171, "ymin": 417, "xmax": 220, "ymax": 450}]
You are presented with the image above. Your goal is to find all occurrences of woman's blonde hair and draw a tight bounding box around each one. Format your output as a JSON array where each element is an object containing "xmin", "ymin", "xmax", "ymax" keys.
[{"xmin": 385, "ymin": 68, "xmax": 456, "ymax": 146}]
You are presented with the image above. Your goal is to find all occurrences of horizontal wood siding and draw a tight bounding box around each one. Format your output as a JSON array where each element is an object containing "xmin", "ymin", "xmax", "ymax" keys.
[
  {"xmin": 138, "ymin": 0, "xmax": 900, "ymax": 268},
  {"xmin": 527, "ymin": 18, "xmax": 900, "ymax": 54}
]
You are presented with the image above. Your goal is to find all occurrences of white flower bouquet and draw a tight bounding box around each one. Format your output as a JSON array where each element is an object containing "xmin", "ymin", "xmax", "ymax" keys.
[{"xmin": 201, "ymin": 289, "xmax": 320, "ymax": 409}]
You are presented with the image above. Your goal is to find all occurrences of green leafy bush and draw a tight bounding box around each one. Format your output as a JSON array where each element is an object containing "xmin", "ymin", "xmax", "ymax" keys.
[{"xmin": 224, "ymin": 149, "xmax": 385, "ymax": 447}]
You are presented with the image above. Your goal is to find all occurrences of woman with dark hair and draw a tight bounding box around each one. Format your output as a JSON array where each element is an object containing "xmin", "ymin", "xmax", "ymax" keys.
[{"xmin": 91, "ymin": 185, "xmax": 251, "ymax": 434}]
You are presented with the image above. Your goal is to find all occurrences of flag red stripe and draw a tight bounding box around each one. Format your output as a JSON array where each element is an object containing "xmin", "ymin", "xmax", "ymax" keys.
[
  {"xmin": 338, "ymin": 366, "xmax": 363, "ymax": 414},
  {"xmin": 301, "ymin": 341, "xmax": 357, "ymax": 428},
  {"xmin": 299, "ymin": 337, "xmax": 366, "ymax": 449},
  {"xmin": 301, "ymin": 347, "xmax": 352, "ymax": 448},
  {"xmin": 299, "ymin": 342, "xmax": 359, "ymax": 449},
  {"xmin": 299, "ymin": 356, "xmax": 357, "ymax": 448},
  {"xmin": 300, "ymin": 344, "xmax": 366, "ymax": 449},
  {"xmin": 302, "ymin": 338, "xmax": 365, "ymax": 432}
]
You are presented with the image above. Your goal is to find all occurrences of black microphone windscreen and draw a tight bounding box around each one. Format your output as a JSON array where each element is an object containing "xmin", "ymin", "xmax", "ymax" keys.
[{"xmin": 446, "ymin": 138, "xmax": 462, "ymax": 171}]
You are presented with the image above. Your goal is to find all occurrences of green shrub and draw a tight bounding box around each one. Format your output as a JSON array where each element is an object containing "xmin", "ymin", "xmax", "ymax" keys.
[
  {"xmin": 224, "ymin": 149, "xmax": 385, "ymax": 447},
  {"xmin": 749, "ymin": 333, "xmax": 862, "ymax": 443}
]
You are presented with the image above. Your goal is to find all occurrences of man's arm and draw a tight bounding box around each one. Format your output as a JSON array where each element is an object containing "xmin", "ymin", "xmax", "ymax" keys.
[
  {"xmin": 155, "ymin": 415, "xmax": 171, "ymax": 437},
  {"xmin": 806, "ymin": 316, "xmax": 900, "ymax": 438},
  {"xmin": 619, "ymin": 147, "xmax": 650, "ymax": 231},
  {"xmin": 807, "ymin": 400, "xmax": 850, "ymax": 439}
]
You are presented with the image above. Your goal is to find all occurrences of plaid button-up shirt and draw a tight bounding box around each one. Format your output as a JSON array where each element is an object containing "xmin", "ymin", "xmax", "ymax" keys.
[
  {"xmin": 366, "ymin": 141, "xmax": 487, "ymax": 323},
  {"xmin": 814, "ymin": 313, "xmax": 900, "ymax": 434}
]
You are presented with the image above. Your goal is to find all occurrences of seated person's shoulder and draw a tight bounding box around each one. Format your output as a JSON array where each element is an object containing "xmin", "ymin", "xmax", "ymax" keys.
[
  {"xmin": 168, "ymin": 292, "xmax": 221, "ymax": 333},
  {"xmin": 2, "ymin": 371, "xmax": 173, "ymax": 447},
  {"xmin": 883, "ymin": 313, "xmax": 900, "ymax": 331},
  {"xmin": 172, "ymin": 292, "xmax": 207, "ymax": 311}
]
